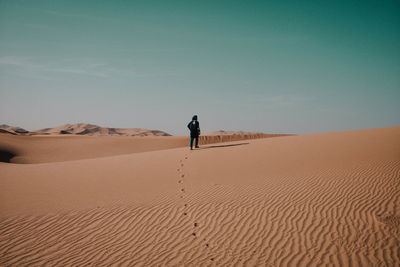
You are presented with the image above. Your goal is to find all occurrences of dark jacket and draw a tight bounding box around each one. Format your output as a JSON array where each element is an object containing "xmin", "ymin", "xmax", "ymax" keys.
[{"xmin": 187, "ymin": 118, "xmax": 200, "ymax": 137}]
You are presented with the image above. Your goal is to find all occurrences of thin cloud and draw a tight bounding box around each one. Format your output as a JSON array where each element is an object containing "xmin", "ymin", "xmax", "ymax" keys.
[
  {"xmin": 248, "ymin": 93, "xmax": 314, "ymax": 109},
  {"xmin": 49, "ymin": 67, "xmax": 109, "ymax": 77},
  {"xmin": 39, "ymin": 8, "xmax": 117, "ymax": 23},
  {"xmin": 23, "ymin": 23, "xmax": 53, "ymax": 30},
  {"xmin": 0, "ymin": 56, "xmax": 137, "ymax": 78}
]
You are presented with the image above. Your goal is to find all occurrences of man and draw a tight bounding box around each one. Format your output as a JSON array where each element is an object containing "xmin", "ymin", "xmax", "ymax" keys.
[{"xmin": 187, "ymin": 115, "xmax": 200, "ymax": 150}]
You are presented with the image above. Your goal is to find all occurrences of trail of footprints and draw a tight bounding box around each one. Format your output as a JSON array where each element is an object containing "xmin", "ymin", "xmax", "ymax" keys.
[
  {"xmin": 177, "ymin": 155, "xmax": 214, "ymax": 262},
  {"xmin": 0, "ymin": 157, "xmax": 398, "ymax": 265}
]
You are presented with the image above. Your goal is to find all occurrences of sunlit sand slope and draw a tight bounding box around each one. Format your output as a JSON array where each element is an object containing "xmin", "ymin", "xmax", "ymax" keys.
[{"xmin": 0, "ymin": 127, "xmax": 399, "ymax": 266}]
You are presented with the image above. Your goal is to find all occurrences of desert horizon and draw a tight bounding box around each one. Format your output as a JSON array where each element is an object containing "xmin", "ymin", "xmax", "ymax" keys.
[
  {"xmin": 0, "ymin": 122, "xmax": 279, "ymax": 137},
  {"xmin": 0, "ymin": 122, "xmax": 291, "ymax": 164}
]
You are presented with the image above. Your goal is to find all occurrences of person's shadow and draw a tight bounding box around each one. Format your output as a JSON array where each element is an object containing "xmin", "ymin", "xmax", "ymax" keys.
[{"xmin": 196, "ymin": 142, "xmax": 249, "ymax": 150}]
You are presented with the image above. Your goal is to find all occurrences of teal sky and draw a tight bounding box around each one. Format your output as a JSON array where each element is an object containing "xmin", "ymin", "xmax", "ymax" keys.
[{"xmin": 1, "ymin": 0, "xmax": 399, "ymax": 135}]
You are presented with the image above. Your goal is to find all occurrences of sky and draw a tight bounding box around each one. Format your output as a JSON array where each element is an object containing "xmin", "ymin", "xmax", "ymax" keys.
[{"xmin": 0, "ymin": 0, "xmax": 399, "ymax": 135}]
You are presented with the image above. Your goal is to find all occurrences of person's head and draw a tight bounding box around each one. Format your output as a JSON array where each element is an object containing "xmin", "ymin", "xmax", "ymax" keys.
[{"xmin": 192, "ymin": 115, "xmax": 198, "ymax": 121}]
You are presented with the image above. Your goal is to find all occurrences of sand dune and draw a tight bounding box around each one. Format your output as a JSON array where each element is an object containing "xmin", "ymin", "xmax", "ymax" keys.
[
  {"xmin": 199, "ymin": 133, "xmax": 291, "ymax": 146},
  {"xmin": 205, "ymin": 130, "xmax": 264, "ymax": 135},
  {"xmin": 0, "ymin": 124, "xmax": 29, "ymax": 135},
  {"xmin": 35, "ymin": 123, "xmax": 171, "ymax": 136},
  {"xmin": 205, "ymin": 130, "xmax": 258, "ymax": 135},
  {"xmin": 0, "ymin": 134, "xmax": 186, "ymax": 164},
  {"xmin": 0, "ymin": 133, "xmax": 283, "ymax": 164},
  {"xmin": 0, "ymin": 123, "xmax": 171, "ymax": 136},
  {"xmin": 0, "ymin": 127, "xmax": 399, "ymax": 266}
]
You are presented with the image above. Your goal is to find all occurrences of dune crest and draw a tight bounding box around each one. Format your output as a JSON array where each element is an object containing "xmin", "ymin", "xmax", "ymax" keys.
[
  {"xmin": 34, "ymin": 123, "xmax": 171, "ymax": 136},
  {"xmin": 0, "ymin": 124, "xmax": 29, "ymax": 135},
  {"xmin": 205, "ymin": 130, "xmax": 264, "ymax": 135},
  {"xmin": 0, "ymin": 132, "xmax": 289, "ymax": 164}
]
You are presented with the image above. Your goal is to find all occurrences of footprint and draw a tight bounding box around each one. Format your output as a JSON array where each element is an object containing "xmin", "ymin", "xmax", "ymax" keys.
[
  {"xmin": 181, "ymin": 189, "xmax": 185, "ymax": 192},
  {"xmin": 376, "ymin": 213, "xmax": 400, "ymax": 228},
  {"xmin": 178, "ymin": 180, "xmax": 182, "ymax": 183},
  {"xmin": 181, "ymin": 164, "xmax": 184, "ymax": 167},
  {"xmin": 184, "ymin": 204, "xmax": 187, "ymax": 207},
  {"xmin": 185, "ymin": 156, "xmax": 188, "ymax": 159},
  {"xmin": 177, "ymin": 168, "xmax": 180, "ymax": 171},
  {"xmin": 181, "ymin": 174, "xmax": 185, "ymax": 178}
]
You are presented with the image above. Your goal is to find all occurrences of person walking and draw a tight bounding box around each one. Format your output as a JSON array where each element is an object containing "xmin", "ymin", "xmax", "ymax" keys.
[{"xmin": 187, "ymin": 115, "xmax": 200, "ymax": 150}]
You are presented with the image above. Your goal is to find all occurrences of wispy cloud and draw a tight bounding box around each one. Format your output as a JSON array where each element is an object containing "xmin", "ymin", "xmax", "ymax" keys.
[
  {"xmin": 247, "ymin": 93, "xmax": 314, "ymax": 109},
  {"xmin": 26, "ymin": 7, "xmax": 118, "ymax": 23},
  {"xmin": 0, "ymin": 56, "xmax": 138, "ymax": 78},
  {"xmin": 23, "ymin": 23, "xmax": 53, "ymax": 30}
]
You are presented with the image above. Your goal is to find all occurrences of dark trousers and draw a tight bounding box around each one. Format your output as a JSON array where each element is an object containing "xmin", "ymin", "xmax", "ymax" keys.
[{"xmin": 190, "ymin": 136, "xmax": 199, "ymax": 149}]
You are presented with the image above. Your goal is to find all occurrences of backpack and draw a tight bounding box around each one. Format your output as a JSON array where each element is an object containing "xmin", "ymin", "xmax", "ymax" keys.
[{"xmin": 189, "ymin": 121, "xmax": 197, "ymax": 132}]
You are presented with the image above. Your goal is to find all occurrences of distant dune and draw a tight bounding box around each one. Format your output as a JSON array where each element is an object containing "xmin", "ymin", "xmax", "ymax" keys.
[
  {"xmin": 0, "ymin": 126, "xmax": 399, "ymax": 265},
  {"xmin": 1, "ymin": 123, "xmax": 171, "ymax": 136},
  {"xmin": 200, "ymin": 132, "xmax": 292, "ymax": 145},
  {"xmin": 34, "ymin": 123, "xmax": 171, "ymax": 136},
  {"xmin": 205, "ymin": 130, "xmax": 263, "ymax": 135},
  {"xmin": 1, "ymin": 123, "xmax": 289, "ymax": 139},
  {"xmin": 0, "ymin": 124, "xmax": 29, "ymax": 135}
]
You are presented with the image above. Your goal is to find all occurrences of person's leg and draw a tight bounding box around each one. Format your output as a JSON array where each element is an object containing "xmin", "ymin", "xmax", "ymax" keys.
[
  {"xmin": 195, "ymin": 136, "xmax": 199, "ymax": 148},
  {"xmin": 190, "ymin": 137, "xmax": 194, "ymax": 150}
]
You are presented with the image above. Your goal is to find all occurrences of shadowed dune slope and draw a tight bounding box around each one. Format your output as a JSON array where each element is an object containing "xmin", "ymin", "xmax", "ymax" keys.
[
  {"xmin": 0, "ymin": 133, "xmax": 283, "ymax": 163},
  {"xmin": 0, "ymin": 135, "xmax": 188, "ymax": 164},
  {"xmin": 0, "ymin": 127, "xmax": 399, "ymax": 266},
  {"xmin": 0, "ymin": 124, "xmax": 28, "ymax": 135}
]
